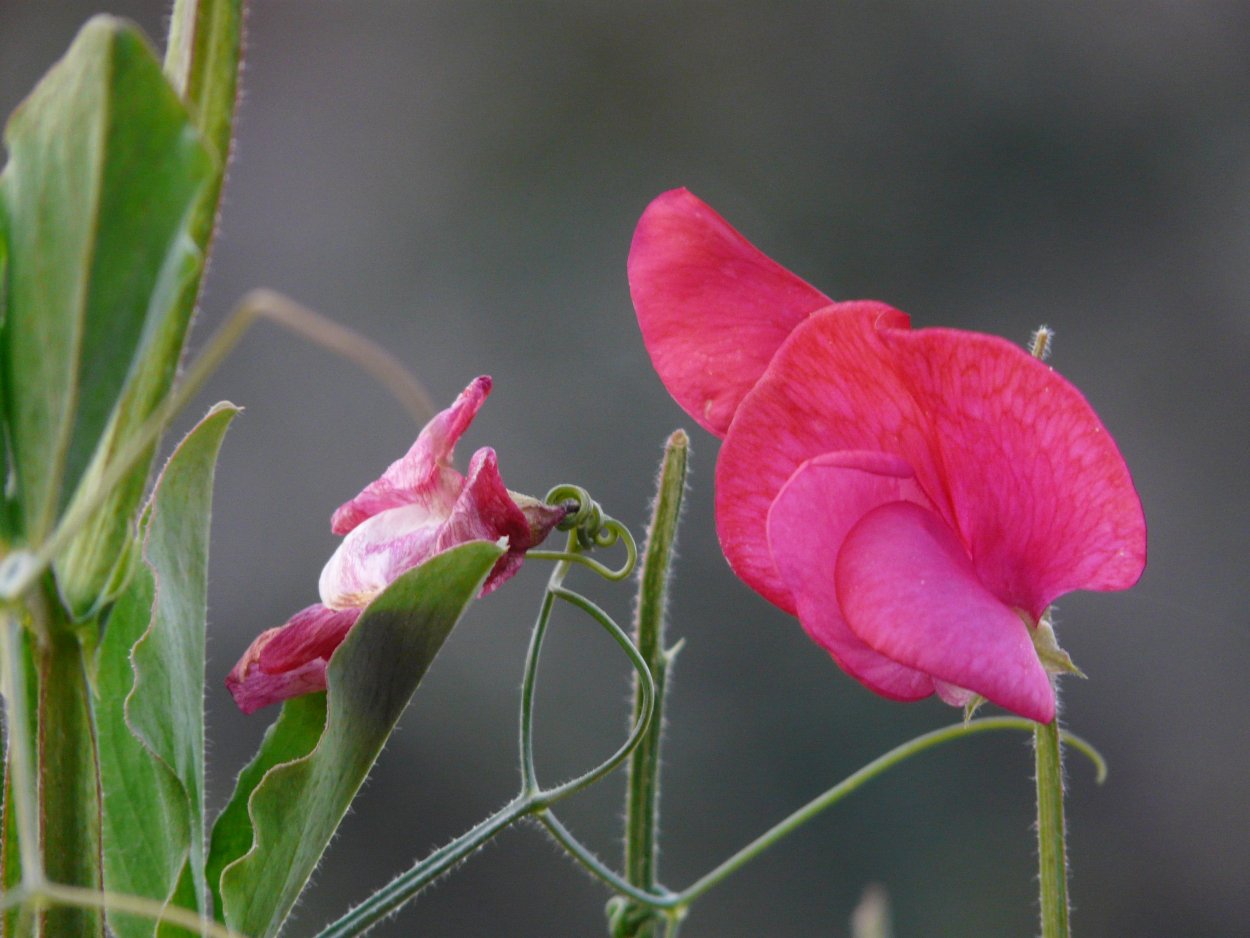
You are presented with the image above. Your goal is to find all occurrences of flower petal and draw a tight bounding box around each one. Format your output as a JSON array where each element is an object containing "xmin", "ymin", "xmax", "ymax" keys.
[
  {"xmin": 629, "ymin": 189, "xmax": 833, "ymax": 436},
  {"xmin": 225, "ymin": 603, "xmax": 362, "ymax": 714},
  {"xmin": 835, "ymin": 501, "xmax": 1054, "ymax": 723},
  {"xmin": 330, "ymin": 375, "xmax": 492, "ymax": 536},
  {"xmin": 320, "ymin": 447, "xmax": 563, "ymax": 608},
  {"xmin": 716, "ymin": 302, "xmax": 921, "ymax": 610},
  {"xmin": 767, "ymin": 452, "xmax": 934, "ymax": 700},
  {"xmin": 882, "ymin": 327, "xmax": 1147, "ymax": 618},
  {"xmin": 718, "ymin": 305, "xmax": 1146, "ymax": 620}
]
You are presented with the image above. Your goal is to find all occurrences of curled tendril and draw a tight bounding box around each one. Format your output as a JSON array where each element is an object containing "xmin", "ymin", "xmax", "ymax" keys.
[{"xmin": 527, "ymin": 485, "xmax": 638, "ymax": 581}]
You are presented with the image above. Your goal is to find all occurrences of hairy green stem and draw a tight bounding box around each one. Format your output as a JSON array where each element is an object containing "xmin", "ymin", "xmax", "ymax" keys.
[
  {"xmin": 165, "ymin": 0, "xmax": 245, "ymax": 252},
  {"xmin": 0, "ymin": 612, "xmax": 40, "ymax": 895},
  {"xmin": 36, "ymin": 621, "xmax": 103, "ymax": 937},
  {"xmin": 541, "ymin": 717, "xmax": 1103, "ymax": 927},
  {"xmin": 541, "ymin": 586, "xmax": 653, "ymax": 801},
  {"xmin": 1035, "ymin": 716, "xmax": 1070, "ymax": 937},
  {"xmin": 518, "ymin": 560, "xmax": 565, "ymax": 791},
  {"xmin": 619, "ymin": 430, "xmax": 687, "ymax": 938},
  {"xmin": 312, "ymin": 798, "xmax": 530, "ymax": 938},
  {"xmin": 315, "ymin": 524, "xmax": 651, "ymax": 937}
]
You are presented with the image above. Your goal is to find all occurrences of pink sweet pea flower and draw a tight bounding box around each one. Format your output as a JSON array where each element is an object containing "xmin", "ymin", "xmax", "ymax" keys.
[
  {"xmin": 630, "ymin": 190, "xmax": 1146, "ymax": 723},
  {"xmin": 227, "ymin": 376, "xmax": 567, "ymax": 715}
]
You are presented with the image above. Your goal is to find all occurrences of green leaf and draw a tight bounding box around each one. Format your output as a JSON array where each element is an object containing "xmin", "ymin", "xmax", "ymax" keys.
[
  {"xmin": 210, "ymin": 539, "xmax": 506, "ymax": 937},
  {"xmin": 96, "ymin": 404, "xmax": 237, "ymax": 937},
  {"xmin": 0, "ymin": 15, "xmax": 213, "ymax": 571},
  {"xmin": 205, "ymin": 693, "xmax": 327, "ymax": 923}
]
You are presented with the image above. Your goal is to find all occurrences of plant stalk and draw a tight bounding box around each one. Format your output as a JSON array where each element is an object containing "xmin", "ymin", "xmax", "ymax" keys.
[
  {"xmin": 36, "ymin": 617, "xmax": 103, "ymax": 938},
  {"xmin": 1035, "ymin": 715, "xmax": 1070, "ymax": 938},
  {"xmin": 619, "ymin": 431, "xmax": 687, "ymax": 937}
]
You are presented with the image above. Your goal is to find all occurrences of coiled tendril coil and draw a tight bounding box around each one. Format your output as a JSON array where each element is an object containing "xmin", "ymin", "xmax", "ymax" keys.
[{"xmin": 533, "ymin": 485, "xmax": 637, "ymax": 581}]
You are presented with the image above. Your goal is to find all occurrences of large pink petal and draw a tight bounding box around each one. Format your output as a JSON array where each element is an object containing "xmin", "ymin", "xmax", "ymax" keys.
[
  {"xmin": 330, "ymin": 376, "xmax": 491, "ymax": 536},
  {"xmin": 629, "ymin": 189, "xmax": 833, "ymax": 437},
  {"xmin": 226, "ymin": 603, "xmax": 362, "ymax": 714},
  {"xmin": 835, "ymin": 501, "xmax": 1054, "ymax": 723},
  {"xmin": 767, "ymin": 452, "xmax": 934, "ymax": 700},
  {"xmin": 718, "ymin": 305, "xmax": 1145, "ymax": 620},
  {"xmin": 716, "ymin": 303, "xmax": 928, "ymax": 611},
  {"xmin": 881, "ymin": 327, "xmax": 1147, "ymax": 618}
]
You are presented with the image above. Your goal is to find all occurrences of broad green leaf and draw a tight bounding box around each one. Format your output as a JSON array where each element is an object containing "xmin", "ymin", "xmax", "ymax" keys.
[
  {"xmin": 97, "ymin": 404, "xmax": 237, "ymax": 938},
  {"xmin": 210, "ymin": 539, "xmax": 505, "ymax": 937},
  {"xmin": 0, "ymin": 15, "xmax": 213, "ymax": 561},
  {"xmin": 205, "ymin": 693, "xmax": 327, "ymax": 923}
]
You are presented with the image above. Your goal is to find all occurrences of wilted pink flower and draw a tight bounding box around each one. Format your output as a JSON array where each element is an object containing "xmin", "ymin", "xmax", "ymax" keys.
[
  {"xmin": 630, "ymin": 189, "xmax": 1146, "ymax": 722},
  {"xmin": 227, "ymin": 376, "xmax": 566, "ymax": 715}
]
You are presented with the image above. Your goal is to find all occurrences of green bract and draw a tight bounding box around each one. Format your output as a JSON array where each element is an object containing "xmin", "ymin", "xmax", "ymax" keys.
[{"xmin": 209, "ymin": 539, "xmax": 506, "ymax": 936}]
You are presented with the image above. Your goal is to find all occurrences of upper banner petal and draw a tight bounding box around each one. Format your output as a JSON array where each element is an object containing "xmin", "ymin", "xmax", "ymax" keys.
[
  {"xmin": 835, "ymin": 501, "xmax": 1055, "ymax": 723},
  {"xmin": 629, "ymin": 189, "xmax": 833, "ymax": 436}
]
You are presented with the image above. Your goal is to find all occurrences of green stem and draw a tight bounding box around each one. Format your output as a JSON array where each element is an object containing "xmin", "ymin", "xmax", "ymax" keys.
[
  {"xmin": 1035, "ymin": 716, "xmax": 1070, "ymax": 938},
  {"xmin": 539, "ymin": 812, "xmax": 662, "ymax": 907},
  {"xmin": 36, "ymin": 617, "xmax": 103, "ymax": 937},
  {"xmin": 165, "ymin": 0, "xmax": 245, "ymax": 250},
  {"xmin": 518, "ymin": 563, "xmax": 565, "ymax": 792},
  {"xmin": 315, "ymin": 526, "xmax": 653, "ymax": 938},
  {"xmin": 0, "ymin": 883, "xmax": 246, "ymax": 938},
  {"xmin": 539, "ymin": 717, "xmax": 1101, "ymax": 928},
  {"xmin": 620, "ymin": 431, "xmax": 687, "ymax": 938},
  {"xmin": 541, "ymin": 587, "xmax": 654, "ymax": 801},
  {"xmin": 312, "ymin": 798, "xmax": 530, "ymax": 938},
  {"xmin": 0, "ymin": 612, "xmax": 41, "ymax": 895},
  {"xmin": 672, "ymin": 718, "xmax": 1037, "ymax": 907}
]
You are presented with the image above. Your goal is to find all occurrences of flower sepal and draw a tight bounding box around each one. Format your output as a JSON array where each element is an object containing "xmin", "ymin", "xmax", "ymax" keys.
[{"xmin": 1029, "ymin": 613, "xmax": 1087, "ymax": 680}]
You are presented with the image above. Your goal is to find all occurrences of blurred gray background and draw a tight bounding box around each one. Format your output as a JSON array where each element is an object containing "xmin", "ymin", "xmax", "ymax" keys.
[{"xmin": 3, "ymin": 2, "xmax": 1248, "ymax": 935}]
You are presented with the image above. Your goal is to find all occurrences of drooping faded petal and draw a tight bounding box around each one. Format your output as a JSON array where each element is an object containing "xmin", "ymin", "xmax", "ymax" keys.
[
  {"xmin": 629, "ymin": 188, "xmax": 833, "ymax": 437},
  {"xmin": 330, "ymin": 376, "xmax": 492, "ymax": 536},
  {"xmin": 767, "ymin": 452, "xmax": 934, "ymax": 700},
  {"xmin": 716, "ymin": 302, "xmax": 925, "ymax": 609},
  {"xmin": 225, "ymin": 604, "xmax": 362, "ymax": 714},
  {"xmin": 436, "ymin": 448, "xmax": 567, "ymax": 595},
  {"xmin": 320, "ymin": 447, "xmax": 564, "ymax": 608},
  {"xmin": 835, "ymin": 501, "xmax": 1055, "ymax": 723},
  {"xmin": 881, "ymin": 327, "xmax": 1147, "ymax": 619}
]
